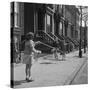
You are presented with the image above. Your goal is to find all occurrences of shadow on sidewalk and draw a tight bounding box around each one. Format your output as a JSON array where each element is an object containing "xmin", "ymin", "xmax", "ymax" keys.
[
  {"xmin": 42, "ymin": 57, "xmax": 66, "ymax": 61},
  {"xmin": 12, "ymin": 79, "xmax": 34, "ymax": 86},
  {"xmin": 39, "ymin": 59, "xmax": 66, "ymax": 65},
  {"xmin": 40, "ymin": 62, "xmax": 56, "ymax": 64},
  {"xmin": 73, "ymin": 55, "xmax": 87, "ymax": 59}
]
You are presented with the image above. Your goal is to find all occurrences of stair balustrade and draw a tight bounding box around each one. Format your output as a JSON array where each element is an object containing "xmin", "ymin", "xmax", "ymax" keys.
[{"xmin": 35, "ymin": 30, "xmax": 55, "ymax": 47}]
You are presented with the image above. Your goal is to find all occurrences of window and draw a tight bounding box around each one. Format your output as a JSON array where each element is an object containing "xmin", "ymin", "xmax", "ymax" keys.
[
  {"xmin": 71, "ymin": 25, "xmax": 74, "ymax": 38},
  {"xmin": 14, "ymin": 13, "xmax": 20, "ymax": 27},
  {"xmin": 14, "ymin": 2, "xmax": 20, "ymax": 28},
  {"xmin": 47, "ymin": 15, "xmax": 50, "ymax": 25},
  {"xmin": 59, "ymin": 22, "xmax": 62, "ymax": 35},
  {"xmin": 46, "ymin": 14, "xmax": 52, "ymax": 33},
  {"xmin": 75, "ymin": 30, "xmax": 78, "ymax": 38}
]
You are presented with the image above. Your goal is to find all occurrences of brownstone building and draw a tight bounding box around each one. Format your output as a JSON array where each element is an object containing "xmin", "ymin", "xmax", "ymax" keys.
[
  {"xmin": 11, "ymin": 2, "xmax": 24, "ymax": 50},
  {"xmin": 11, "ymin": 2, "xmax": 81, "ymax": 54},
  {"xmin": 63, "ymin": 5, "xmax": 80, "ymax": 40}
]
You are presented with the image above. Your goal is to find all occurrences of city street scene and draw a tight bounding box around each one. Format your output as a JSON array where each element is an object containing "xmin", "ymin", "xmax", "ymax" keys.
[{"xmin": 10, "ymin": 2, "xmax": 88, "ymax": 88}]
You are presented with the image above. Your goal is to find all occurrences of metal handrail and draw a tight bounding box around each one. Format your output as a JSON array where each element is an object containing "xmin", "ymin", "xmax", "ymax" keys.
[
  {"xmin": 35, "ymin": 30, "xmax": 55, "ymax": 42},
  {"xmin": 49, "ymin": 32, "xmax": 57, "ymax": 40},
  {"xmin": 57, "ymin": 34, "xmax": 65, "ymax": 40},
  {"xmin": 66, "ymin": 36, "xmax": 78, "ymax": 46},
  {"xmin": 50, "ymin": 32, "xmax": 63, "ymax": 42}
]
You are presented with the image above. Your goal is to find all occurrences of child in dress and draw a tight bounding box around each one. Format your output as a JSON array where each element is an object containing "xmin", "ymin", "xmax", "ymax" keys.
[{"xmin": 22, "ymin": 32, "xmax": 41, "ymax": 82}]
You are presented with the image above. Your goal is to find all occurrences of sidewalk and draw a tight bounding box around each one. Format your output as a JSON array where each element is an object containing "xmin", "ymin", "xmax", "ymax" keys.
[{"xmin": 13, "ymin": 50, "xmax": 88, "ymax": 88}]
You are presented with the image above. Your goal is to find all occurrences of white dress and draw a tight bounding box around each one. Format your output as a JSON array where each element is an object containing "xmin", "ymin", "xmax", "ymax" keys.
[{"xmin": 22, "ymin": 40, "xmax": 37, "ymax": 64}]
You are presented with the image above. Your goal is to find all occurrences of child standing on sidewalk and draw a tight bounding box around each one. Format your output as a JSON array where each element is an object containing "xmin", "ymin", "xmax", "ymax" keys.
[{"xmin": 22, "ymin": 32, "xmax": 41, "ymax": 82}]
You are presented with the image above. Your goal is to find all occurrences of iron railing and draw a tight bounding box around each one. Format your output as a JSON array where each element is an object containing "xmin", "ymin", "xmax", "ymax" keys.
[{"xmin": 35, "ymin": 30, "xmax": 55, "ymax": 47}]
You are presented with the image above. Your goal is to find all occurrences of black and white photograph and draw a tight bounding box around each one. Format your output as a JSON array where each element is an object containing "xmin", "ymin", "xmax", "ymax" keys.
[{"xmin": 10, "ymin": 1, "xmax": 88, "ymax": 89}]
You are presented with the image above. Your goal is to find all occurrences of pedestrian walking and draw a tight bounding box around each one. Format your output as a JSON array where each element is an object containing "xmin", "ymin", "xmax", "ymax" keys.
[
  {"xmin": 52, "ymin": 39, "xmax": 59, "ymax": 60},
  {"xmin": 60, "ymin": 40, "xmax": 66, "ymax": 60},
  {"xmin": 22, "ymin": 32, "xmax": 41, "ymax": 82}
]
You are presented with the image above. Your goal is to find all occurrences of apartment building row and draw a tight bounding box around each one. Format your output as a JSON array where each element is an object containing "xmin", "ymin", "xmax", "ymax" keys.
[{"xmin": 11, "ymin": 2, "xmax": 80, "ymax": 52}]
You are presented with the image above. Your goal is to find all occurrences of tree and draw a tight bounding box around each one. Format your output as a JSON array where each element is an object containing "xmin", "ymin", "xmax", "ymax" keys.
[{"xmin": 77, "ymin": 6, "xmax": 88, "ymax": 57}]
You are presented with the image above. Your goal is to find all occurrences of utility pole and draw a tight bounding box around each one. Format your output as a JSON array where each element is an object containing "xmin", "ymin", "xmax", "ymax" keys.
[
  {"xmin": 62, "ymin": 5, "xmax": 64, "ymax": 36},
  {"xmin": 79, "ymin": 6, "xmax": 82, "ymax": 58},
  {"xmin": 84, "ymin": 21, "xmax": 87, "ymax": 53},
  {"xmin": 79, "ymin": 6, "xmax": 88, "ymax": 55}
]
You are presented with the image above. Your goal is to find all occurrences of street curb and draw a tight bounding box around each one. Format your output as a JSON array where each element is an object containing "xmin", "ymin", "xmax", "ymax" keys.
[{"xmin": 63, "ymin": 59, "xmax": 86, "ymax": 85}]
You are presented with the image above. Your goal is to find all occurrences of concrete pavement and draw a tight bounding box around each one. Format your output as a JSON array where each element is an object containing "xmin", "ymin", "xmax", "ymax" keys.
[
  {"xmin": 12, "ymin": 50, "xmax": 88, "ymax": 88},
  {"xmin": 71, "ymin": 60, "xmax": 88, "ymax": 85}
]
